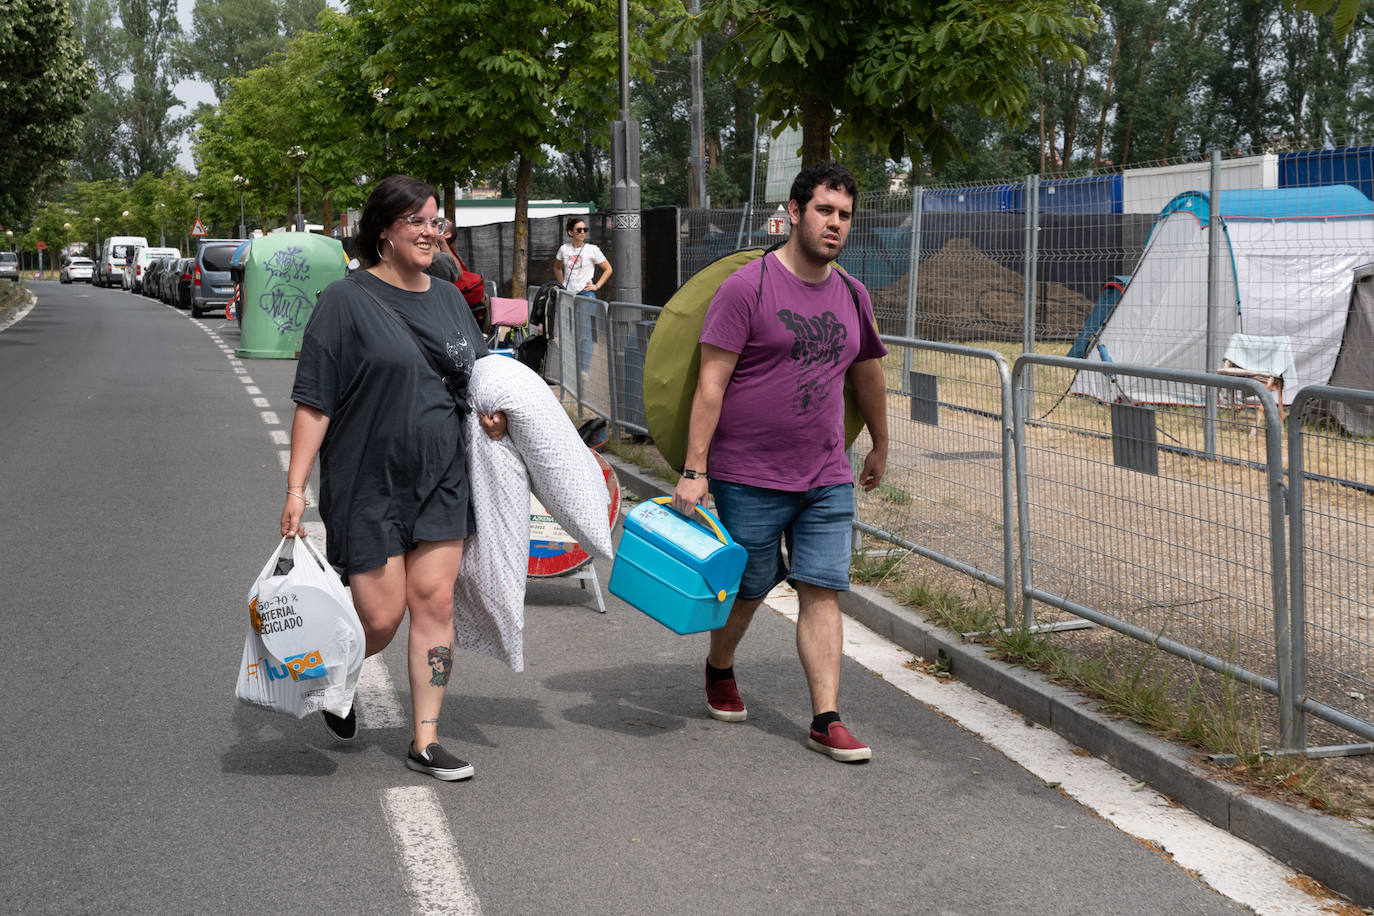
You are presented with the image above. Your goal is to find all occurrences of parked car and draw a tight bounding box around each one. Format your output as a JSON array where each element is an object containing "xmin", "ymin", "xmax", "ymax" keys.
[
  {"xmin": 60, "ymin": 257, "xmax": 95, "ymax": 283},
  {"xmin": 190, "ymin": 239, "xmax": 246, "ymax": 317},
  {"xmin": 124, "ymin": 246, "xmax": 179, "ymax": 293},
  {"xmin": 96, "ymin": 235, "xmax": 148, "ymax": 287},
  {"xmin": 2, "ymin": 251, "xmax": 22, "ymax": 282},
  {"xmin": 154, "ymin": 256, "xmax": 181, "ymax": 304},
  {"xmin": 158, "ymin": 258, "xmax": 182, "ymax": 305},
  {"xmin": 173, "ymin": 258, "xmax": 196, "ymax": 310},
  {"xmin": 142, "ymin": 257, "xmax": 167, "ymax": 299}
]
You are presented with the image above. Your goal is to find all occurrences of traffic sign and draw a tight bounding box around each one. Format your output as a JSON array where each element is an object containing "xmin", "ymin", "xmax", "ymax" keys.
[
  {"xmin": 191, "ymin": 218, "xmax": 208, "ymax": 237},
  {"xmin": 767, "ymin": 216, "xmax": 786, "ymax": 234}
]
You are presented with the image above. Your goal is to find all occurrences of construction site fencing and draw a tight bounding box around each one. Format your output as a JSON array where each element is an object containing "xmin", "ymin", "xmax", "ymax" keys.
[
  {"xmin": 545, "ymin": 288, "xmax": 661, "ymax": 438},
  {"xmin": 1288, "ymin": 387, "xmax": 1374, "ymax": 748},
  {"xmin": 552, "ymin": 298, "xmax": 1373, "ymax": 752},
  {"xmin": 849, "ymin": 339, "xmax": 1019, "ymax": 625},
  {"xmin": 1011, "ymin": 355, "xmax": 1297, "ymax": 747}
]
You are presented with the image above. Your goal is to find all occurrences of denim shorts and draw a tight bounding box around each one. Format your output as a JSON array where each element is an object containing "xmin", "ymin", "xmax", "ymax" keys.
[{"xmin": 708, "ymin": 480, "xmax": 855, "ymax": 600}]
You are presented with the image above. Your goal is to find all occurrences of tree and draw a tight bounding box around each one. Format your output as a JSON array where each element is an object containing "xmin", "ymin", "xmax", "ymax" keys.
[
  {"xmin": 118, "ymin": 0, "xmax": 190, "ymax": 177},
  {"xmin": 1290, "ymin": 0, "xmax": 1362, "ymax": 42},
  {"xmin": 68, "ymin": 0, "xmax": 126, "ymax": 182},
  {"xmin": 0, "ymin": 0, "xmax": 95, "ymax": 224},
  {"xmin": 180, "ymin": 0, "xmax": 327, "ymax": 102},
  {"xmin": 633, "ymin": 31, "xmax": 750, "ymax": 207},
  {"xmin": 191, "ymin": 10, "xmax": 383, "ymax": 233},
  {"xmin": 361, "ymin": 0, "xmax": 683, "ymax": 295},
  {"xmin": 673, "ymin": 0, "xmax": 1099, "ymax": 170}
]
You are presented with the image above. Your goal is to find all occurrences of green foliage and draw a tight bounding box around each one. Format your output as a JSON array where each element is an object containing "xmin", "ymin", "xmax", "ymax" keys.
[
  {"xmin": 1290, "ymin": 0, "xmax": 1363, "ymax": 42},
  {"xmin": 672, "ymin": 0, "xmax": 1099, "ymax": 168},
  {"xmin": 0, "ymin": 0, "xmax": 94, "ymax": 223},
  {"xmin": 66, "ymin": 0, "xmax": 189, "ymax": 182},
  {"xmin": 360, "ymin": 0, "xmax": 684, "ymax": 292}
]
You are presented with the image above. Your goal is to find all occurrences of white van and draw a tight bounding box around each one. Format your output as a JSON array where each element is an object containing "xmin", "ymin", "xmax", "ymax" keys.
[
  {"xmin": 124, "ymin": 245, "xmax": 180, "ymax": 292},
  {"xmin": 97, "ymin": 235, "xmax": 149, "ymax": 288}
]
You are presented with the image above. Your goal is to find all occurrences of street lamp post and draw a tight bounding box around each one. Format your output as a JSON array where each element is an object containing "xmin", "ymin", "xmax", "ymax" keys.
[
  {"xmin": 234, "ymin": 175, "xmax": 248, "ymax": 239},
  {"xmin": 92, "ymin": 216, "xmax": 101, "ymax": 253},
  {"xmin": 155, "ymin": 202, "xmax": 166, "ymax": 246},
  {"xmin": 288, "ymin": 146, "xmax": 306, "ymax": 231}
]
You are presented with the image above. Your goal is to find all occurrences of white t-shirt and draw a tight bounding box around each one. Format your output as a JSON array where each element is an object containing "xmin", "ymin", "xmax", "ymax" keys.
[{"xmin": 556, "ymin": 242, "xmax": 606, "ymax": 292}]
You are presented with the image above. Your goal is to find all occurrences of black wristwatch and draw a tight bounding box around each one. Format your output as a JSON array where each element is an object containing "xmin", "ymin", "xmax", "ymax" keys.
[{"xmin": 681, "ymin": 468, "xmax": 705, "ymax": 479}]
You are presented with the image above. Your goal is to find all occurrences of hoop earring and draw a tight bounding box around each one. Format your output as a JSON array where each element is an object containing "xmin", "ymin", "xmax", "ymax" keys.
[{"xmin": 376, "ymin": 237, "xmax": 394, "ymax": 263}]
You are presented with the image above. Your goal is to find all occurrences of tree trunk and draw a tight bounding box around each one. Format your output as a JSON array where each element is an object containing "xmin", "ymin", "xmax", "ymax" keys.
[
  {"xmin": 799, "ymin": 93, "xmax": 831, "ymax": 166},
  {"xmin": 1163, "ymin": 0, "xmax": 1206, "ymax": 157},
  {"xmin": 512, "ymin": 153, "xmax": 532, "ymax": 299},
  {"xmin": 1094, "ymin": 30, "xmax": 1122, "ymax": 170},
  {"xmin": 1062, "ymin": 59, "xmax": 1086, "ymax": 172},
  {"xmin": 1120, "ymin": 22, "xmax": 1161, "ymax": 166},
  {"xmin": 321, "ymin": 190, "xmax": 334, "ymax": 238}
]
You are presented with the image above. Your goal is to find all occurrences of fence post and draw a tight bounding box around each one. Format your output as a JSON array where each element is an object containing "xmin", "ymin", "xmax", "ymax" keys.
[
  {"xmin": 604, "ymin": 301, "xmax": 621, "ymax": 442},
  {"xmin": 1021, "ymin": 174, "xmax": 1040, "ymax": 417},
  {"xmin": 903, "ymin": 187, "xmax": 922, "ymax": 394},
  {"xmin": 1205, "ymin": 148, "xmax": 1222, "ymax": 456},
  {"xmin": 1287, "ymin": 399, "xmax": 1308, "ymax": 751}
]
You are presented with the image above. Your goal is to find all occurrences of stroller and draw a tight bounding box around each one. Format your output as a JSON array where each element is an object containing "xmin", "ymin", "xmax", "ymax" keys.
[{"xmin": 488, "ymin": 281, "xmax": 560, "ymax": 377}]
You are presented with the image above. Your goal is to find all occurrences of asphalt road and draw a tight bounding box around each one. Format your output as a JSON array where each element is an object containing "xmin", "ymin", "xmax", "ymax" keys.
[{"xmin": 0, "ymin": 281, "xmax": 1250, "ymax": 914}]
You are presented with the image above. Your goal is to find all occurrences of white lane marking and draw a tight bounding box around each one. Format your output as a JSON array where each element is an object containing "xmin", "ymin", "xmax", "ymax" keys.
[
  {"xmin": 252, "ymin": 396, "xmax": 271, "ymax": 408},
  {"xmin": 270, "ymin": 429, "xmax": 289, "ymax": 446},
  {"xmin": 239, "ymin": 375, "xmax": 255, "ymax": 384},
  {"xmin": 382, "ymin": 787, "xmax": 483, "ymax": 916},
  {"xmin": 357, "ymin": 656, "xmax": 409, "ymax": 729},
  {"xmin": 245, "ymin": 385, "xmax": 261, "ymax": 394},
  {"xmin": 261, "ymin": 410, "xmax": 280, "ymax": 425},
  {"xmin": 766, "ymin": 591, "xmax": 1337, "ymax": 916}
]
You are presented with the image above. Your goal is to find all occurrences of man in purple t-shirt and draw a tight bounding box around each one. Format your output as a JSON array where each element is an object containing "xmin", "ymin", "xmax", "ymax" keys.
[{"xmin": 671, "ymin": 161, "xmax": 889, "ymax": 762}]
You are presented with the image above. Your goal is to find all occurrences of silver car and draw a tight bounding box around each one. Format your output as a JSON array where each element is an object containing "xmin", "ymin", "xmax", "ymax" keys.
[{"xmin": 0, "ymin": 251, "xmax": 18, "ymax": 282}]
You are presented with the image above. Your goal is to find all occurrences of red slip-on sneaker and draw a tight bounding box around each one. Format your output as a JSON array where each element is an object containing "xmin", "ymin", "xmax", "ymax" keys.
[
  {"xmin": 807, "ymin": 721, "xmax": 872, "ymax": 762},
  {"xmin": 705, "ymin": 665, "xmax": 747, "ymax": 722}
]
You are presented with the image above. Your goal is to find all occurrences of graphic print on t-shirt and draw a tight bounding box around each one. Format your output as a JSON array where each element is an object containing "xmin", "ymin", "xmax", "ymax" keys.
[{"xmin": 776, "ymin": 308, "xmax": 846, "ymax": 415}]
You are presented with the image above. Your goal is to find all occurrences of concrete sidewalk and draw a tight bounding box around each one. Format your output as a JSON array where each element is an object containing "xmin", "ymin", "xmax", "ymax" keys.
[{"xmin": 603, "ymin": 453, "xmax": 1374, "ymax": 907}]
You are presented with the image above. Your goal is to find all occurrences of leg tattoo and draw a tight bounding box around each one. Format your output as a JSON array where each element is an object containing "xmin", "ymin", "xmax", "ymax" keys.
[{"xmin": 427, "ymin": 645, "xmax": 454, "ymax": 686}]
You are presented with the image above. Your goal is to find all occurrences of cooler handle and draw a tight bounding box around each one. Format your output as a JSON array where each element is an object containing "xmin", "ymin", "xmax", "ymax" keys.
[{"xmin": 651, "ymin": 496, "xmax": 729, "ymax": 544}]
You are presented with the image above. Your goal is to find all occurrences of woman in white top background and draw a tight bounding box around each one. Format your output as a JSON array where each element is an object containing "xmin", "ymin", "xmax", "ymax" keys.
[{"xmin": 553, "ymin": 217, "xmax": 612, "ymax": 374}]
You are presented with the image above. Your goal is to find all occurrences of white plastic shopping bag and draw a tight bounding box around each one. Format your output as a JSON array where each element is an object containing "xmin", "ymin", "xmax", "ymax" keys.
[{"xmin": 235, "ymin": 535, "xmax": 365, "ymax": 719}]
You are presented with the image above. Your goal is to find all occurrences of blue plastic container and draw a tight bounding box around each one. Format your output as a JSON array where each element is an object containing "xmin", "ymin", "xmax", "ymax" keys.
[{"xmin": 609, "ymin": 497, "xmax": 747, "ymax": 634}]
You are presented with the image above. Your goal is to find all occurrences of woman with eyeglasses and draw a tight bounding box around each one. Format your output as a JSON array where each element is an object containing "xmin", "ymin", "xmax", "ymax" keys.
[
  {"xmin": 281, "ymin": 175, "xmax": 507, "ymax": 782},
  {"xmin": 554, "ymin": 217, "xmax": 612, "ymax": 372}
]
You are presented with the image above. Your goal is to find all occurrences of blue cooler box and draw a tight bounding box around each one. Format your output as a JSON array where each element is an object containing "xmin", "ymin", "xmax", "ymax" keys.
[{"xmin": 609, "ymin": 497, "xmax": 747, "ymax": 634}]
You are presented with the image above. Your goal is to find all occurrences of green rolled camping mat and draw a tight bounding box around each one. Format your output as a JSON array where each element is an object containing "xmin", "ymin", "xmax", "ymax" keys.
[{"xmin": 644, "ymin": 248, "xmax": 870, "ymax": 473}]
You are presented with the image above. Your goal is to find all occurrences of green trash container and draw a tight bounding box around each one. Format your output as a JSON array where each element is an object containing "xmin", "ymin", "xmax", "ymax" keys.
[{"xmin": 235, "ymin": 232, "xmax": 349, "ymax": 358}]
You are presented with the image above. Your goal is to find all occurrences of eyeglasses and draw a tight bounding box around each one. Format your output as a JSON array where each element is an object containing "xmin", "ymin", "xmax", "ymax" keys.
[
  {"xmin": 400, "ymin": 214, "xmax": 450, "ymax": 233},
  {"xmin": 571, "ymin": 227, "xmax": 587, "ymax": 233}
]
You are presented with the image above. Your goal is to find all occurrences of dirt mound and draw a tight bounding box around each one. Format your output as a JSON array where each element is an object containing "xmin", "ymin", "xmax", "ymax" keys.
[{"xmin": 870, "ymin": 237, "xmax": 1093, "ymax": 341}]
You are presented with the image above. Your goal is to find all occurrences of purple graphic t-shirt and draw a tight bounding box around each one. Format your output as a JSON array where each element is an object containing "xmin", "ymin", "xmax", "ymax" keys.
[{"xmin": 699, "ymin": 252, "xmax": 887, "ymax": 491}]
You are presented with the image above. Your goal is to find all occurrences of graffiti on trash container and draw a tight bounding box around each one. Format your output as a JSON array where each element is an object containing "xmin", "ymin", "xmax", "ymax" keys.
[{"xmin": 258, "ymin": 245, "xmax": 313, "ymax": 332}]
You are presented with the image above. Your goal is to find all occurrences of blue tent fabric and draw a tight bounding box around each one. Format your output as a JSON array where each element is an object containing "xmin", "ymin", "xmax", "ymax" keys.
[
  {"xmin": 1158, "ymin": 185, "xmax": 1374, "ymax": 227},
  {"xmin": 1068, "ymin": 275, "xmax": 1131, "ymax": 359}
]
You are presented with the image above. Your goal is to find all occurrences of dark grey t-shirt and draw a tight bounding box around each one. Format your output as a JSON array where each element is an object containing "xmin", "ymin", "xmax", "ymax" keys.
[{"xmin": 292, "ymin": 270, "xmax": 489, "ymax": 576}]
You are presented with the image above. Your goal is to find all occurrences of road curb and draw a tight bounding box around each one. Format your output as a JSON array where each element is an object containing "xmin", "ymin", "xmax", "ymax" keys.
[{"xmin": 600, "ymin": 452, "xmax": 1374, "ymax": 906}]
